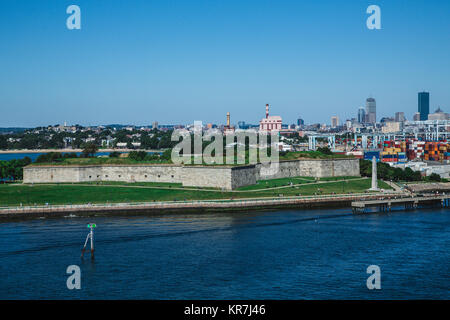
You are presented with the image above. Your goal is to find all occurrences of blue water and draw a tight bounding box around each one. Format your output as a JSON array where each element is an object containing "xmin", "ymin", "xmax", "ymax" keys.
[
  {"xmin": 0, "ymin": 208, "xmax": 449, "ymax": 299},
  {"xmin": 0, "ymin": 152, "xmax": 114, "ymax": 162}
]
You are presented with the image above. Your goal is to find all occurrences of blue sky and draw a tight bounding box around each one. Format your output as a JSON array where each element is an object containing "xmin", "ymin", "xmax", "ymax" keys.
[{"xmin": 0, "ymin": 0, "xmax": 449, "ymax": 127}]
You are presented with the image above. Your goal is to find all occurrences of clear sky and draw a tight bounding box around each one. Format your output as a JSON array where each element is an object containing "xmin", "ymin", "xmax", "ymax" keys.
[{"xmin": 0, "ymin": 0, "xmax": 449, "ymax": 127}]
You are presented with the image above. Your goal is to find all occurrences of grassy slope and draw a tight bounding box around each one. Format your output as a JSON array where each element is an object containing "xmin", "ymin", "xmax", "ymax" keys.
[
  {"xmin": 30, "ymin": 151, "xmax": 354, "ymax": 166},
  {"xmin": 0, "ymin": 178, "xmax": 391, "ymax": 206}
]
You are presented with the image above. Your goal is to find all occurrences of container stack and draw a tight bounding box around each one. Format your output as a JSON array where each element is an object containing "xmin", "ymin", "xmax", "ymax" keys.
[
  {"xmin": 398, "ymin": 152, "xmax": 407, "ymax": 163},
  {"xmin": 423, "ymin": 141, "xmax": 450, "ymax": 162},
  {"xmin": 363, "ymin": 150, "xmax": 381, "ymax": 162},
  {"xmin": 424, "ymin": 142, "xmax": 439, "ymax": 161},
  {"xmin": 364, "ymin": 139, "xmax": 450, "ymax": 162},
  {"xmin": 406, "ymin": 140, "xmax": 425, "ymax": 160},
  {"xmin": 381, "ymin": 142, "xmax": 401, "ymax": 163}
]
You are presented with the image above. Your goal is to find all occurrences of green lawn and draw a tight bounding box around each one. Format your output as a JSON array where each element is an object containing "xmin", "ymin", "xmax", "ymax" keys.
[
  {"xmin": 235, "ymin": 177, "xmax": 316, "ymax": 191},
  {"xmin": 0, "ymin": 177, "xmax": 391, "ymax": 207},
  {"xmin": 235, "ymin": 176, "xmax": 363, "ymax": 191},
  {"xmin": 30, "ymin": 150, "xmax": 355, "ymax": 167},
  {"xmin": 73, "ymin": 181, "xmax": 185, "ymax": 188},
  {"xmin": 279, "ymin": 151, "xmax": 353, "ymax": 160}
]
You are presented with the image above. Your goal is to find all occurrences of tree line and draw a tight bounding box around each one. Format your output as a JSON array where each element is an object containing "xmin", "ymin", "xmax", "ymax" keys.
[
  {"xmin": 0, "ymin": 157, "xmax": 32, "ymax": 181},
  {"xmin": 0, "ymin": 128, "xmax": 176, "ymax": 150},
  {"xmin": 360, "ymin": 159, "xmax": 442, "ymax": 182}
]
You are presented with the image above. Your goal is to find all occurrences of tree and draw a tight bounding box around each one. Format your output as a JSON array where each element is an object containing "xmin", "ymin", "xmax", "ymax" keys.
[
  {"xmin": 128, "ymin": 151, "xmax": 147, "ymax": 161},
  {"xmin": 359, "ymin": 159, "xmax": 371, "ymax": 177},
  {"xmin": 317, "ymin": 146, "xmax": 333, "ymax": 155},
  {"xmin": 428, "ymin": 173, "xmax": 441, "ymax": 182},
  {"xmin": 0, "ymin": 135, "xmax": 7, "ymax": 149},
  {"xmin": 82, "ymin": 142, "xmax": 98, "ymax": 158},
  {"xmin": 392, "ymin": 167, "xmax": 405, "ymax": 181},
  {"xmin": 109, "ymin": 151, "xmax": 121, "ymax": 158},
  {"xmin": 161, "ymin": 149, "xmax": 172, "ymax": 161},
  {"xmin": 35, "ymin": 152, "xmax": 63, "ymax": 163},
  {"xmin": 0, "ymin": 157, "xmax": 31, "ymax": 181},
  {"xmin": 157, "ymin": 134, "xmax": 173, "ymax": 149},
  {"xmin": 141, "ymin": 135, "xmax": 159, "ymax": 149},
  {"xmin": 126, "ymin": 141, "xmax": 134, "ymax": 149}
]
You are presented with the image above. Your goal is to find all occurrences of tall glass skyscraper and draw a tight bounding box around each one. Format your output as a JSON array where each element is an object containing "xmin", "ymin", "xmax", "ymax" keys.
[
  {"xmin": 357, "ymin": 107, "xmax": 366, "ymax": 123},
  {"xmin": 418, "ymin": 92, "xmax": 430, "ymax": 121},
  {"xmin": 365, "ymin": 98, "xmax": 376, "ymax": 124}
]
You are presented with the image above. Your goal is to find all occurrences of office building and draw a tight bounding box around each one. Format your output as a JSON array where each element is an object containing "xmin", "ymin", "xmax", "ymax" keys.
[
  {"xmin": 413, "ymin": 112, "xmax": 421, "ymax": 121},
  {"xmin": 331, "ymin": 116, "xmax": 339, "ymax": 128},
  {"xmin": 357, "ymin": 107, "xmax": 366, "ymax": 123},
  {"xmin": 395, "ymin": 112, "xmax": 405, "ymax": 122},
  {"xmin": 418, "ymin": 92, "xmax": 430, "ymax": 121},
  {"xmin": 365, "ymin": 98, "xmax": 376, "ymax": 124}
]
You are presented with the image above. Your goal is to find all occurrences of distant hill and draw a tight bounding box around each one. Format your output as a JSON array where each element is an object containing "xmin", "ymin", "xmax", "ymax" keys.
[{"xmin": 0, "ymin": 128, "xmax": 29, "ymax": 134}]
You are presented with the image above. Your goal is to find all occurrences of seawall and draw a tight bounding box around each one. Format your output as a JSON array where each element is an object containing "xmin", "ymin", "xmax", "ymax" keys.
[{"xmin": 0, "ymin": 193, "xmax": 398, "ymax": 221}]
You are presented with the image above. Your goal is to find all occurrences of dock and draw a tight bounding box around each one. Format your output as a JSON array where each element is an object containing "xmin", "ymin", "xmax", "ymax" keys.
[{"xmin": 352, "ymin": 195, "xmax": 450, "ymax": 213}]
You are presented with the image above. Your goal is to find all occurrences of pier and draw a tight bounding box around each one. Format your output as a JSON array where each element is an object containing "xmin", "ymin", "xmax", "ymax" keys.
[{"xmin": 352, "ymin": 195, "xmax": 450, "ymax": 213}]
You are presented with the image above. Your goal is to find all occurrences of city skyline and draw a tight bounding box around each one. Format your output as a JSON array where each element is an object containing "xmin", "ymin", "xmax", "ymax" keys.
[
  {"xmin": 0, "ymin": 92, "xmax": 446, "ymax": 128},
  {"xmin": 1, "ymin": 0, "xmax": 449, "ymax": 127}
]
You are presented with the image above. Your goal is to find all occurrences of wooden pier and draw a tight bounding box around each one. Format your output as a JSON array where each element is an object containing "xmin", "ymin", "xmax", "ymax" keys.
[{"xmin": 352, "ymin": 195, "xmax": 450, "ymax": 213}]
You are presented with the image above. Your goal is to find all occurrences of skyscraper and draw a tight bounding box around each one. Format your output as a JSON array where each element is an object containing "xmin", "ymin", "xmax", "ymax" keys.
[
  {"xmin": 413, "ymin": 112, "xmax": 421, "ymax": 121},
  {"xmin": 357, "ymin": 107, "xmax": 366, "ymax": 123},
  {"xmin": 331, "ymin": 116, "xmax": 339, "ymax": 128},
  {"xmin": 418, "ymin": 92, "xmax": 430, "ymax": 121},
  {"xmin": 395, "ymin": 112, "xmax": 405, "ymax": 122},
  {"xmin": 365, "ymin": 98, "xmax": 376, "ymax": 124}
]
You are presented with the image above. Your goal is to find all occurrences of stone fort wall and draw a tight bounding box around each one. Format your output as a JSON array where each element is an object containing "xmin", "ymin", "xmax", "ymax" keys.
[{"xmin": 23, "ymin": 158, "xmax": 359, "ymax": 190}]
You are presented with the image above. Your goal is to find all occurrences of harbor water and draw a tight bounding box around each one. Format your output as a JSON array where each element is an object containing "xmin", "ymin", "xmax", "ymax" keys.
[{"xmin": 0, "ymin": 207, "xmax": 449, "ymax": 299}]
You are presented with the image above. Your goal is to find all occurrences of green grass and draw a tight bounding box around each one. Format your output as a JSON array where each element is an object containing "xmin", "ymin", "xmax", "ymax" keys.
[
  {"xmin": 30, "ymin": 150, "xmax": 354, "ymax": 167},
  {"xmin": 316, "ymin": 176, "xmax": 362, "ymax": 182},
  {"xmin": 235, "ymin": 176, "xmax": 362, "ymax": 191},
  {"xmin": 0, "ymin": 178, "xmax": 391, "ymax": 207},
  {"xmin": 236, "ymin": 177, "xmax": 316, "ymax": 191},
  {"xmin": 279, "ymin": 151, "xmax": 353, "ymax": 160},
  {"xmin": 73, "ymin": 181, "xmax": 185, "ymax": 188}
]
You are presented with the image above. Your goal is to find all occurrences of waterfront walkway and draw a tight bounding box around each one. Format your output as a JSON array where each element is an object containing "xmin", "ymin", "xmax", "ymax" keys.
[{"xmin": 0, "ymin": 192, "xmax": 403, "ymax": 218}]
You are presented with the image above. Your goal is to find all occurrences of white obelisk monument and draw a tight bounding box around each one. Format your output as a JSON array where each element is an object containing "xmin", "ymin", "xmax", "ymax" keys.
[{"xmin": 369, "ymin": 156, "xmax": 378, "ymax": 191}]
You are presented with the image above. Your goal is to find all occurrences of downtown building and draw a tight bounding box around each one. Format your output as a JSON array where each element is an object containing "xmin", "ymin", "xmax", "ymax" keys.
[
  {"xmin": 365, "ymin": 98, "xmax": 376, "ymax": 124},
  {"xmin": 357, "ymin": 107, "xmax": 366, "ymax": 123},
  {"xmin": 418, "ymin": 92, "xmax": 430, "ymax": 121}
]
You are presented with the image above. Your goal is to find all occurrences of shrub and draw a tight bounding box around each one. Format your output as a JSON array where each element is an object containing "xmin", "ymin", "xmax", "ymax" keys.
[
  {"xmin": 109, "ymin": 151, "xmax": 121, "ymax": 158},
  {"xmin": 128, "ymin": 151, "xmax": 147, "ymax": 161}
]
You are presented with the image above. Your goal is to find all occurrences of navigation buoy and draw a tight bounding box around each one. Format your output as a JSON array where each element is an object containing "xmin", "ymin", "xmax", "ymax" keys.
[{"xmin": 81, "ymin": 223, "xmax": 96, "ymax": 260}]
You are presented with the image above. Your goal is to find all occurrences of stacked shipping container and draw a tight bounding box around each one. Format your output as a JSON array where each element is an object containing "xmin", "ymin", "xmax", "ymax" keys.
[{"xmin": 363, "ymin": 140, "xmax": 450, "ymax": 163}]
